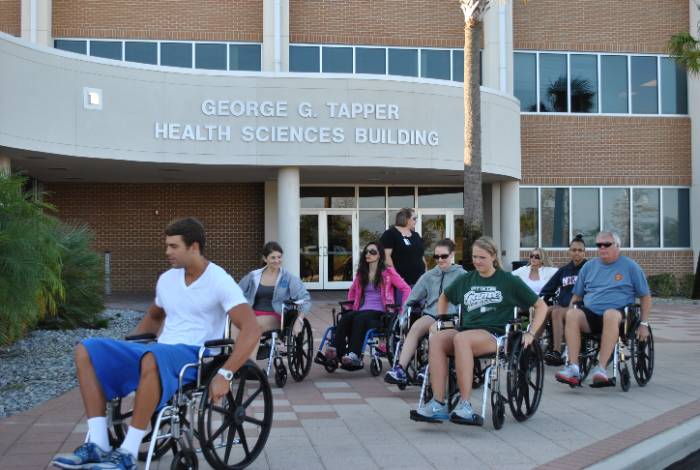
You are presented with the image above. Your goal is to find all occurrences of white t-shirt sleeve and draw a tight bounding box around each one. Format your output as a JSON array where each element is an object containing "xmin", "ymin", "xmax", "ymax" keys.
[
  {"xmin": 154, "ymin": 275, "xmax": 164, "ymax": 308},
  {"xmin": 218, "ymin": 274, "xmax": 248, "ymax": 313}
]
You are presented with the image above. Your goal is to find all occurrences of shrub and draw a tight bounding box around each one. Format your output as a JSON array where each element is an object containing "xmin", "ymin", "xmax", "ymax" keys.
[
  {"xmin": 40, "ymin": 223, "xmax": 105, "ymax": 329},
  {"xmin": 678, "ymin": 274, "xmax": 695, "ymax": 299},
  {"xmin": 0, "ymin": 175, "xmax": 63, "ymax": 345},
  {"xmin": 647, "ymin": 273, "xmax": 677, "ymax": 298}
]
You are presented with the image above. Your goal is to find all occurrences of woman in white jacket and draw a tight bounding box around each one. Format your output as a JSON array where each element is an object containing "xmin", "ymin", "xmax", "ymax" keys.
[{"xmin": 512, "ymin": 247, "xmax": 558, "ymax": 295}]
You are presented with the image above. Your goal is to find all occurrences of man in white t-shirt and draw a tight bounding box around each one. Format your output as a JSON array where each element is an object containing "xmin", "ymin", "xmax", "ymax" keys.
[{"xmin": 52, "ymin": 218, "xmax": 260, "ymax": 470}]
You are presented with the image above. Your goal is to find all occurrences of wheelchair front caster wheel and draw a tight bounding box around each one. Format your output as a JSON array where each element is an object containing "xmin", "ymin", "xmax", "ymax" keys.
[
  {"xmin": 171, "ymin": 450, "xmax": 198, "ymax": 470},
  {"xmin": 619, "ymin": 362, "xmax": 631, "ymax": 392},
  {"xmin": 370, "ymin": 357, "xmax": 382, "ymax": 376},
  {"xmin": 491, "ymin": 392, "xmax": 505, "ymax": 430},
  {"xmin": 275, "ymin": 366, "xmax": 288, "ymax": 388}
]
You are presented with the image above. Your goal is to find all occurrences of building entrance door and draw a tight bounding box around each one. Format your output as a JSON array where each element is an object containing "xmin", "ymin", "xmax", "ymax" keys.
[
  {"xmin": 417, "ymin": 211, "xmax": 465, "ymax": 268},
  {"xmin": 300, "ymin": 211, "xmax": 356, "ymax": 290}
]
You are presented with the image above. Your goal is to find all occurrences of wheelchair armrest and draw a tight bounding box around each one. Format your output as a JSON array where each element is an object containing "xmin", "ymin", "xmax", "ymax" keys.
[
  {"xmin": 204, "ymin": 338, "xmax": 235, "ymax": 348},
  {"xmin": 284, "ymin": 299, "xmax": 305, "ymax": 308},
  {"xmin": 436, "ymin": 314, "xmax": 455, "ymax": 322},
  {"xmin": 405, "ymin": 300, "xmax": 422, "ymax": 308},
  {"xmin": 385, "ymin": 303, "xmax": 401, "ymax": 313},
  {"xmin": 125, "ymin": 333, "xmax": 157, "ymax": 342},
  {"xmin": 338, "ymin": 300, "xmax": 354, "ymax": 312}
]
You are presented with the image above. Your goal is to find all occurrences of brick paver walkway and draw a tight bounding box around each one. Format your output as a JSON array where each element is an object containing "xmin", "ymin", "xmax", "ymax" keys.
[{"xmin": 1, "ymin": 294, "xmax": 699, "ymax": 469}]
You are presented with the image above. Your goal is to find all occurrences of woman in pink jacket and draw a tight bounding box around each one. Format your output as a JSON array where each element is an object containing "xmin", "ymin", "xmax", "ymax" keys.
[{"xmin": 335, "ymin": 241, "xmax": 411, "ymax": 368}]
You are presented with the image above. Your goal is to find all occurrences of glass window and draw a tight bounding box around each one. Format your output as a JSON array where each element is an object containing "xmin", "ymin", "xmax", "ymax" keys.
[
  {"xmin": 359, "ymin": 211, "xmax": 387, "ymax": 248},
  {"xmin": 452, "ymin": 49, "xmax": 463, "ymax": 82},
  {"xmin": 359, "ymin": 187, "xmax": 386, "ymax": 208},
  {"xmin": 229, "ymin": 44, "xmax": 261, "ymax": 71},
  {"xmin": 520, "ymin": 188, "xmax": 538, "ymax": 247},
  {"xmin": 541, "ymin": 188, "xmax": 569, "ymax": 247},
  {"xmin": 388, "ymin": 48, "xmax": 418, "ymax": 77},
  {"xmin": 633, "ymin": 188, "xmax": 660, "ymax": 247},
  {"xmin": 421, "ymin": 49, "xmax": 451, "ymax": 80},
  {"xmin": 300, "ymin": 187, "xmax": 355, "ymax": 208},
  {"xmin": 539, "ymin": 53, "xmax": 568, "ymax": 112},
  {"xmin": 417, "ymin": 187, "xmax": 463, "ymax": 209},
  {"xmin": 631, "ymin": 56, "xmax": 658, "ymax": 114},
  {"xmin": 663, "ymin": 188, "xmax": 690, "ymax": 247},
  {"xmin": 601, "ymin": 55, "xmax": 628, "ymax": 113},
  {"xmin": 388, "ymin": 187, "xmax": 415, "ymax": 209},
  {"xmin": 55, "ymin": 39, "xmax": 87, "ymax": 55},
  {"xmin": 572, "ymin": 188, "xmax": 600, "ymax": 246},
  {"xmin": 356, "ymin": 47, "xmax": 385, "ymax": 75},
  {"xmin": 195, "ymin": 43, "xmax": 226, "ymax": 70},
  {"xmin": 161, "ymin": 42, "xmax": 192, "ymax": 68},
  {"xmin": 570, "ymin": 54, "xmax": 598, "ymax": 113},
  {"xmin": 602, "ymin": 188, "xmax": 630, "ymax": 247},
  {"xmin": 90, "ymin": 40, "xmax": 121, "ymax": 60},
  {"xmin": 125, "ymin": 41, "xmax": 157, "ymax": 64},
  {"xmin": 514, "ymin": 52, "xmax": 537, "ymax": 112},
  {"xmin": 661, "ymin": 57, "xmax": 688, "ymax": 114},
  {"xmin": 290, "ymin": 45, "xmax": 320, "ymax": 72},
  {"xmin": 421, "ymin": 215, "xmax": 447, "ymax": 268},
  {"xmin": 300, "ymin": 214, "xmax": 319, "ymax": 282},
  {"xmin": 322, "ymin": 46, "xmax": 353, "ymax": 73}
]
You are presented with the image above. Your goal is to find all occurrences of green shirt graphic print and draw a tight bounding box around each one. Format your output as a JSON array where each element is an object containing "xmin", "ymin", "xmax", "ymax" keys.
[{"xmin": 443, "ymin": 269, "xmax": 539, "ymax": 335}]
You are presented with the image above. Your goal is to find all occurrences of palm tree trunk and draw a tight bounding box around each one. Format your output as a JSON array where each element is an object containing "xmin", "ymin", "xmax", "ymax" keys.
[{"xmin": 463, "ymin": 18, "xmax": 483, "ymax": 270}]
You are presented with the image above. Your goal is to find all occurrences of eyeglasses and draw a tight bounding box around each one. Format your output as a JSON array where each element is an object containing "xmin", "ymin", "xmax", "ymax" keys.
[
  {"xmin": 530, "ymin": 254, "xmax": 541, "ymax": 260},
  {"xmin": 595, "ymin": 242, "xmax": 613, "ymax": 248},
  {"xmin": 433, "ymin": 254, "xmax": 450, "ymax": 260},
  {"xmin": 364, "ymin": 249, "xmax": 379, "ymax": 256},
  {"xmin": 410, "ymin": 216, "xmax": 417, "ymax": 221}
]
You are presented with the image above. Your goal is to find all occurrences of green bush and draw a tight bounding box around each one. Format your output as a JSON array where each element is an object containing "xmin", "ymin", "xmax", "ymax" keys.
[
  {"xmin": 40, "ymin": 223, "xmax": 105, "ymax": 329},
  {"xmin": 678, "ymin": 274, "xmax": 695, "ymax": 299},
  {"xmin": 647, "ymin": 273, "xmax": 678, "ymax": 298},
  {"xmin": 0, "ymin": 175, "xmax": 63, "ymax": 345}
]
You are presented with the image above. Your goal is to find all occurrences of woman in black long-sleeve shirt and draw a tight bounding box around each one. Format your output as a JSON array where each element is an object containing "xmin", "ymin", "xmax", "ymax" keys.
[{"xmin": 539, "ymin": 235, "xmax": 587, "ymax": 366}]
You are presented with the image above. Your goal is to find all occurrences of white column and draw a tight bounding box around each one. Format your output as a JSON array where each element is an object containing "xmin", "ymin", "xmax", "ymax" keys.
[
  {"xmin": 262, "ymin": 0, "xmax": 289, "ymax": 72},
  {"xmin": 500, "ymin": 180, "xmax": 519, "ymax": 271},
  {"xmin": 21, "ymin": 0, "xmax": 52, "ymax": 46},
  {"xmin": 690, "ymin": 0, "xmax": 700, "ymax": 270},
  {"xmin": 264, "ymin": 179, "xmax": 278, "ymax": 242},
  {"xmin": 491, "ymin": 182, "xmax": 502, "ymax": 248},
  {"xmin": 277, "ymin": 167, "xmax": 300, "ymax": 275},
  {"xmin": 0, "ymin": 155, "xmax": 10, "ymax": 176},
  {"xmin": 482, "ymin": 0, "xmax": 513, "ymax": 94}
]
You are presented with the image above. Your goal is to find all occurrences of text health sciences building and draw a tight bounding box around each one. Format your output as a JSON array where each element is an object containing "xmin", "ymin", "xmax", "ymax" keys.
[{"xmin": 1, "ymin": 0, "xmax": 698, "ymax": 292}]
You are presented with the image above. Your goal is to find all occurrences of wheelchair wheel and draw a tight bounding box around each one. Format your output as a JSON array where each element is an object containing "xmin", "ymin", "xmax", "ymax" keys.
[
  {"xmin": 630, "ymin": 328, "xmax": 654, "ymax": 386},
  {"xmin": 287, "ymin": 318, "xmax": 313, "ymax": 382},
  {"xmin": 506, "ymin": 340, "xmax": 544, "ymax": 422},
  {"xmin": 491, "ymin": 391, "xmax": 505, "ymax": 430},
  {"xmin": 386, "ymin": 314, "xmax": 402, "ymax": 366},
  {"xmin": 579, "ymin": 337, "xmax": 597, "ymax": 381},
  {"xmin": 198, "ymin": 360, "xmax": 273, "ymax": 470},
  {"xmin": 618, "ymin": 361, "xmax": 631, "ymax": 392},
  {"xmin": 111, "ymin": 396, "xmax": 174, "ymax": 462},
  {"xmin": 370, "ymin": 356, "xmax": 382, "ymax": 376},
  {"xmin": 171, "ymin": 449, "xmax": 198, "ymax": 470}
]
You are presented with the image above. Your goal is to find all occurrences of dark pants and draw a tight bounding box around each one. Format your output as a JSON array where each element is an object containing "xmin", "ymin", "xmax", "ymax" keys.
[{"xmin": 334, "ymin": 310, "xmax": 383, "ymax": 357}]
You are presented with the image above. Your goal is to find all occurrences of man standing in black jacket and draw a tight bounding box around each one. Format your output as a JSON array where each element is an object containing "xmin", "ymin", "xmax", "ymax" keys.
[{"xmin": 540, "ymin": 235, "xmax": 587, "ymax": 365}]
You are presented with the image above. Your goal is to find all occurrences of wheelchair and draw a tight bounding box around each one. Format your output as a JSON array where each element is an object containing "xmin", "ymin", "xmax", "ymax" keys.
[
  {"xmin": 386, "ymin": 301, "xmax": 431, "ymax": 390},
  {"xmin": 562, "ymin": 304, "xmax": 654, "ymax": 391},
  {"xmin": 411, "ymin": 308, "xmax": 544, "ymax": 430},
  {"xmin": 257, "ymin": 299, "xmax": 313, "ymax": 388},
  {"xmin": 107, "ymin": 333, "xmax": 274, "ymax": 470},
  {"xmin": 314, "ymin": 300, "xmax": 401, "ymax": 376}
]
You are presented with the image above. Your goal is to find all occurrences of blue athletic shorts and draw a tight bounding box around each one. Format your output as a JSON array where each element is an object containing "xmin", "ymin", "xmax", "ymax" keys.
[{"xmin": 82, "ymin": 338, "xmax": 200, "ymax": 410}]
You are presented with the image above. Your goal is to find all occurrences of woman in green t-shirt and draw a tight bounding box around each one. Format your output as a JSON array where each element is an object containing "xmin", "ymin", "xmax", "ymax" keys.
[{"xmin": 414, "ymin": 236, "xmax": 548, "ymax": 425}]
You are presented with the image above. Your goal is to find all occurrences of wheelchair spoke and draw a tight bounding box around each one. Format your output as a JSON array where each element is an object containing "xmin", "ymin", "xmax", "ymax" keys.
[
  {"xmin": 242, "ymin": 386, "xmax": 264, "ymax": 409},
  {"xmin": 223, "ymin": 422, "xmax": 239, "ymax": 463},
  {"xmin": 235, "ymin": 376, "xmax": 248, "ymax": 404},
  {"xmin": 236, "ymin": 424, "xmax": 251, "ymax": 458},
  {"xmin": 209, "ymin": 417, "xmax": 234, "ymax": 443},
  {"xmin": 243, "ymin": 415, "xmax": 265, "ymax": 427}
]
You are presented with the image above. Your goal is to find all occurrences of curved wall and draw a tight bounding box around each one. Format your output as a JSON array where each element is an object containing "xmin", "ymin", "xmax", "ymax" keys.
[{"xmin": 0, "ymin": 33, "xmax": 521, "ymax": 179}]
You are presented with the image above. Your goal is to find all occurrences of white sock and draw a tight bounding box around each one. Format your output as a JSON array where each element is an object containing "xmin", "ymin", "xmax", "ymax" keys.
[
  {"xmin": 87, "ymin": 417, "xmax": 110, "ymax": 452},
  {"xmin": 119, "ymin": 426, "xmax": 146, "ymax": 458}
]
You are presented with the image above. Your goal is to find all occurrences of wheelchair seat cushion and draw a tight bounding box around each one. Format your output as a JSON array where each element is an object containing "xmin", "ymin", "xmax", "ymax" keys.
[{"xmin": 82, "ymin": 338, "xmax": 200, "ymax": 410}]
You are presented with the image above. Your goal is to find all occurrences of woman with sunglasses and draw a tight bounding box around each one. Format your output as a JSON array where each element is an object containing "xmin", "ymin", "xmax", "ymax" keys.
[
  {"xmin": 413, "ymin": 237, "xmax": 547, "ymax": 424},
  {"xmin": 333, "ymin": 241, "xmax": 411, "ymax": 368},
  {"xmin": 512, "ymin": 247, "xmax": 558, "ymax": 295},
  {"xmin": 385, "ymin": 239, "xmax": 465, "ymax": 386}
]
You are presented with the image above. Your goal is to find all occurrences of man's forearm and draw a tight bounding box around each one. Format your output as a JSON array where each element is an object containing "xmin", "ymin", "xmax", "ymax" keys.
[
  {"xmin": 222, "ymin": 322, "xmax": 260, "ymax": 374},
  {"xmin": 640, "ymin": 295, "xmax": 652, "ymax": 321},
  {"xmin": 128, "ymin": 309, "xmax": 164, "ymax": 336}
]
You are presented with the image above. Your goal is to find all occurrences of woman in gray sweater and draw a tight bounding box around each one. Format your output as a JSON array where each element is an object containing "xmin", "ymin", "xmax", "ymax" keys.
[{"xmin": 385, "ymin": 238, "xmax": 465, "ymax": 386}]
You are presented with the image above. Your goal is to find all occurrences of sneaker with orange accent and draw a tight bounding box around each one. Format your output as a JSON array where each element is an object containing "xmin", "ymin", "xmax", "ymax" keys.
[
  {"xmin": 591, "ymin": 365, "xmax": 609, "ymax": 384},
  {"xmin": 555, "ymin": 364, "xmax": 581, "ymax": 386}
]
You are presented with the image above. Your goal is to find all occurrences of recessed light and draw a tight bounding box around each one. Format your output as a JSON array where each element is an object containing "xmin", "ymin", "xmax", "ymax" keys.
[{"xmin": 83, "ymin": 87, "xmax": 103, "ymax": 110}]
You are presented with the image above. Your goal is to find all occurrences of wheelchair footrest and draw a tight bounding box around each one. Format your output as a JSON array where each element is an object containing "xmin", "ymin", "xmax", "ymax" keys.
[
  {"xmin": 314, "ymin": 351, "xmax": 333, "ymax": 366},
  {"xmin": 449, "ymin": 413, "xmax": 484, "ymax": 427},
  {"xmin": 590, "ymin": 378, "xmax": 616, "ymax": 388},
  {"xmin": 340, "ymin": 363, "xmax": 364, "ymax": 371},
  {"xmin": 409, "ymin": 410, "xmax": 443, "ymax": 424}
]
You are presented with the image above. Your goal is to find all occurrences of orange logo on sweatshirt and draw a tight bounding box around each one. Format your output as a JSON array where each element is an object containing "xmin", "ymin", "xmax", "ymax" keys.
[{"xmin": 614, "ymin": 273, "xmax": 624, "ymax": 282}]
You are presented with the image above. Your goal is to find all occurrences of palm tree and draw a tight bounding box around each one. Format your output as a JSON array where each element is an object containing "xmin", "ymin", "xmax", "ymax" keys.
[
  {"xmin": 669, "ymin": 0, "xmax": 700, "ymax": 298},
  {"xmin": 459, "ymin": 0, "xmax": 489, "ymax": 270}
]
